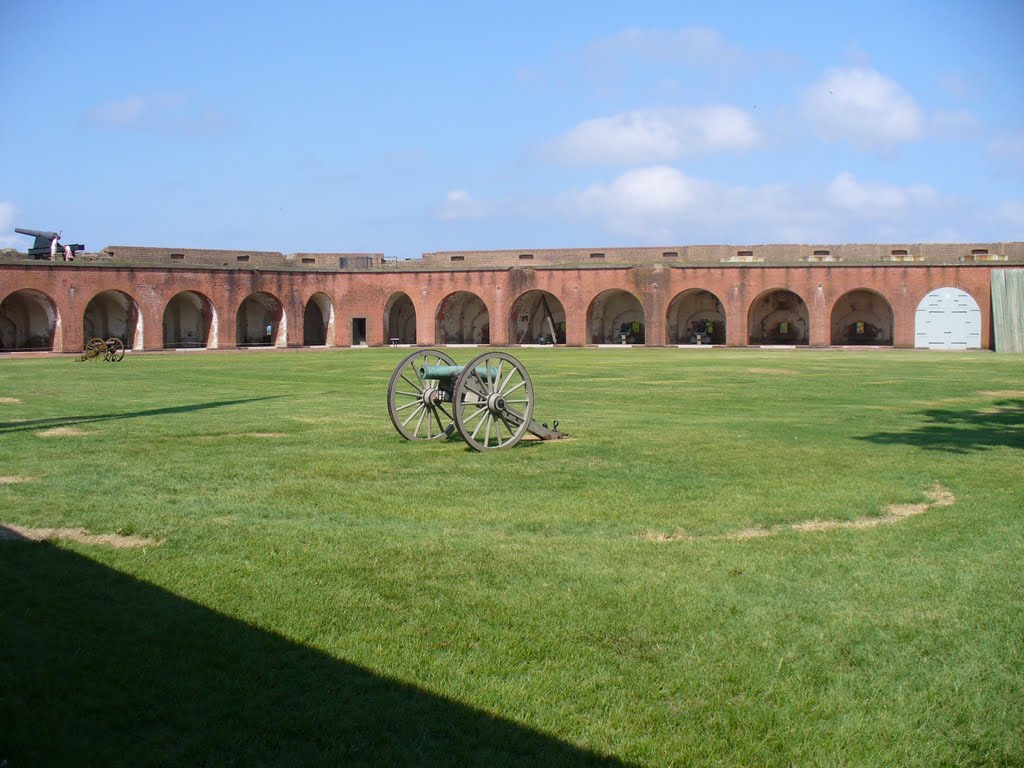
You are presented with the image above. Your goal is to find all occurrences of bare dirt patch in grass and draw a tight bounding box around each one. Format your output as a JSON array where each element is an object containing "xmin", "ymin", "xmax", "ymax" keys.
[
  {"xmin": 728, "ymin": 485, "xmax": 954, "ymax": 538},
  {"xmin": 37, "ymin": 427, "xmax": 92, "ymax": 437},
  {"xmin": 0, "ymin": 397, "xmax": 22, "ymax": 404},
  {"xmin": 980, "ymin": 390, "xmax": 1024, "ymax": 399},
  {"xmin": 0, "ymin": 524, "xmax": 162, "ymax": 548},
  {"xmin": 640, "ymin": 530, "xmax": 690, "ymax": 542},
  {"xmin": 728, "ymin": 527, "xmax": 775, "ymax": 539},
  {"xmin": 0, "ymin": 476, "xmax": 36, "ymax": 485},
  {"xmin": 643, "ymin": 485, "xmax": 955, "ymax": 542}
]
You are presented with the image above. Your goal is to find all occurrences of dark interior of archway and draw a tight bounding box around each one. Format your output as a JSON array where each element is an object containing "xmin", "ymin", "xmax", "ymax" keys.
[
  {"xmin": 0, "ymin": 292, "xmax": 54, "ymax": 351},
  {"xmin": 304, "ymin": 301, "xmax": 327, "ymax": 346},
  {"xmin": 162, "ymin": 293, "xmax": 209, "ymax": 348}
]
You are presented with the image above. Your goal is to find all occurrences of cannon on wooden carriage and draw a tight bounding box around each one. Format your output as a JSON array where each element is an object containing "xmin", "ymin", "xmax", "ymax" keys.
[
  {"xmin": 15, "ymin": 228, "xmax": 85, "ymax": 260},
  {"xmin": 77, "ymin": 337, "xmax": 125, "ymax": 363},
  {"xmin": 387, "ymin": 350, "xmax": 567, "ymax": 451}
]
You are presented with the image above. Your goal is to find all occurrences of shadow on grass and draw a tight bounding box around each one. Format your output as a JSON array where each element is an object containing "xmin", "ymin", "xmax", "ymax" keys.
[
  {"xmin": 0, "ymin": 535, "xmax": 628, "ymax": 767},
  {"xmin": 857, "ymin": 398, "xmax": 1024, "ymax": 454},
  {"xmin": 0, "ymin": 396, "xmax": 284, "ymax": 434}
]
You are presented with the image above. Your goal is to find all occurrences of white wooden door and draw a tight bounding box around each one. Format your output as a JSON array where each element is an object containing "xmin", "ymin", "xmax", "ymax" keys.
[{"xmin": 914, "ymin": 288, "xmax": 981, "ymax": 349}]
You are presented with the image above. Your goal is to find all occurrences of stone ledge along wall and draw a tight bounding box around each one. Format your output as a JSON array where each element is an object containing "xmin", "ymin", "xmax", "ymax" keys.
[
  {"xmin": 421, "ymin": 242, "xmax": 1024, "ymax": 268},
  {"xmin": 4, "ymin": 246, "xmax": 387, "ymax": 271},
  {"xmin": 0, "ymin": 258, "xmax": 1006, "ymax": 352},
  {"xmin": 4, "ymin": 242, "xmax": 1021, "ymax": 270}
]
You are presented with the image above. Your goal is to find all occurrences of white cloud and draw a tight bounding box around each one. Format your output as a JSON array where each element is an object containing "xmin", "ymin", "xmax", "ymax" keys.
[
  {"xmin": 550, "ymin": 107, "xmax": 760, "ymax": 165},
  {"xmin": 437, "ymin": 190, "xmax": 489, "ymax": 220},
  {"xmin": 568, "ymin": 167, "xmax": 949, "ymax": 242},
  {"xmin": 827, "ymin": 172, "xmax": 938, "ymax": 217},
  {"xmin": 82, "ymin": 90, "xmax": 234, "ymax": 135},
  {"xmin": 578, "ymin": 166, "xmax": 699, "ymax": 223},
  {"xmin": 803, "ymin": 67, "xmax": 924, "ymax": 148},
  {"xmin": 0, "ymin": 202, "xmax": 18, "ymax": 248},
  {"xmin": 930, "ymin": 110, "xmax": 983, "ymax": 139}
]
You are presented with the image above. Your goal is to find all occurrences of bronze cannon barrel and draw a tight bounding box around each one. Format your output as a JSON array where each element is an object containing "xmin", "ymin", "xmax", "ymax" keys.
[{"xmin": 418, "ymin": 364, "xmax": 499, "ymax": 381}]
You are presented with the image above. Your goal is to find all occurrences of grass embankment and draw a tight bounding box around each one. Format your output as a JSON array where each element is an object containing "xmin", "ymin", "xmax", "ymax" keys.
[{"xmin": 1, "ymin": 348, "xmax": 1022, "ymax": 766}]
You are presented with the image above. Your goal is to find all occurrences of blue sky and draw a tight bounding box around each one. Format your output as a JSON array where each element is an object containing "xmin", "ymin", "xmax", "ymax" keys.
[{"xmin": 2, "ymin": 0, "xmax": 1022, "ymax": 258}]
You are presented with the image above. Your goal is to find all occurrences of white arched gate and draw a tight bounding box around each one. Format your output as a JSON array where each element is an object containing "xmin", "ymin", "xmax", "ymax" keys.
[{"xmin": 914, "ymin": 288, "xmax": 981, "ymax": 349}]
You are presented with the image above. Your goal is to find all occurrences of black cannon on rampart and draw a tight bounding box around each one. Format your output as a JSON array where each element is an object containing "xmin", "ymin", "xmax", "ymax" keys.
[
  {"xmin": 387, "ymin": 350, "xmax": 567, "ymax": 451},
  {"xmin": 14, "ymin": 228, "xmax": 85, "ymax": 260}
]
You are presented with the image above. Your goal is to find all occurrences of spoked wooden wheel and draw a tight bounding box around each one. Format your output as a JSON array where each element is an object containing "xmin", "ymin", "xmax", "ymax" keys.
[
  {"xmin": 84, "ymin": 338, "xmax": 105, "ymax": 360},
  {"xmin": 387, "ymin": 348, "xmax": 458, "ymax": 441},
  {"xmin": 104, "ymin": 337, "xmax": 125, "ymax": 362},
  {"xmin": 453, "ymin": 351, "xmax": 535, "ymax": 451}
]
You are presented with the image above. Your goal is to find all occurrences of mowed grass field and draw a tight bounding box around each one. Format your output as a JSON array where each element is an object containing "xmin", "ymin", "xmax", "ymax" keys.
[{"xmin": 1, "ymin": 348, "xmax": 1022, "ymax": 767}]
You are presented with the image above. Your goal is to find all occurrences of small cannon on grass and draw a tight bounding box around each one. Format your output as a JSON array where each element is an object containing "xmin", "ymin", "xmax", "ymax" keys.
[
  {"xmin": 77, "ymin": 337, "xmax": 125, "ymax": 363},
  {"xmin": 387, "ymin": 349, "xmax": 567, "ymax": 451}
]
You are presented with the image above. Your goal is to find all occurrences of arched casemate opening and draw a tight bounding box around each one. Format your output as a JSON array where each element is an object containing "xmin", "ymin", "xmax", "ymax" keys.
[
  {"xmin": 236, "ymin": 292, "xmax": 286, "ymax": 348},
  {"xmin": 303, "ymin": 292, "xmax": 335, "ymax": 346},
  {"xmin": 748, "ymin": 290, "xmax": 809, "ymax": 345},
  {"xmin": 384, "ymin": 292, "xmax": 417, "ymax": 344},
  {"xmin": 83, "ymin": 290, "xmax": 143, "ymax": 350},
  {"xmin": 831, "ymin": 289, "xmax": 893, "ymax": 345},
  {"xmin": 508, "ymin": 290, "xmax": 566, "ymax": 345},
  {"xmin": 0, "ymin": 289, "xmax": 59, "ymax": 352},
  {"xmin": 163, "ymin": 291, "xmax": 217, "ymax": 349},
  {"xmin": 436, "ymin": 291, "xmax": 489, "ymax": 345},
  {"xmin": 666, "ymin": 289, "xmax": 726, "ymax": 344},
  {"xmin": 588, "ymin": 289, "xmax": 645, "ymax": 344}
]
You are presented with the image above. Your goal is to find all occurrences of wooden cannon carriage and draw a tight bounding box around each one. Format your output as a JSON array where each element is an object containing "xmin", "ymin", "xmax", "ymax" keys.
[
  {"xmin": 387, "ymin": 350, "xmax": 567, "ymax": 451},
  {"xmin": 77, "ymin": 337, "xmax": 125, "ymax": 362}
]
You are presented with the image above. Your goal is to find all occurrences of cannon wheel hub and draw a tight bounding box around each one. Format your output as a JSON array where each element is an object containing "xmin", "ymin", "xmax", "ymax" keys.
[{"xmin": 453, "ymin": 351, "xmax": 535, "ymax": 451}]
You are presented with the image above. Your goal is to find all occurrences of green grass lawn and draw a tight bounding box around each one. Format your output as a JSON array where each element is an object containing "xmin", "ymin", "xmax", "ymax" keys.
[{"xmin": 2, "ymin": 348, "xmax": 1022, "ymax": 767}]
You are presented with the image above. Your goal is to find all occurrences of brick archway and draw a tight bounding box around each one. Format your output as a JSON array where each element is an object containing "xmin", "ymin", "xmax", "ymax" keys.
[
  {"xmin": 666, "ymin": 289, "xmax": 726, "ymax": 344},
  {"xmin": 303, "ymin": 292, "xmax": 335, "ymax": 347},
  {"xmin": 748, "ymin": 289, "xmax": 809, "ymax": 345},
  {"xmin": 237, "ymin": 292, "xmax": 286, "ymax": 348},
  {"xmin": 163, "ymin": 291, "xmax": 218, "ymax": 349},
  {"xmin": 436, "ymin": 291, "xmax": 489, "ymax": 344},
  {"xmin": 508, "ymin": 290, "xmax": 566, "ymax": 345},
  {"xmin": 0, "ymin": 288, "xmax": 61, "ymax": 352},
  {"xmin": 84, "ymin": 289, "xmax": 143, "ymax": 351},
  {"xmin": 587, "ymin": 289, "xmax": 644, "ymax": 344},
  {"xmin": 384, "ymin": 292, "xmax": 417, "ymax": 344},
  {"xmin": 831, "ymin": 289, "xmax": 893, "ymax": 345}
]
